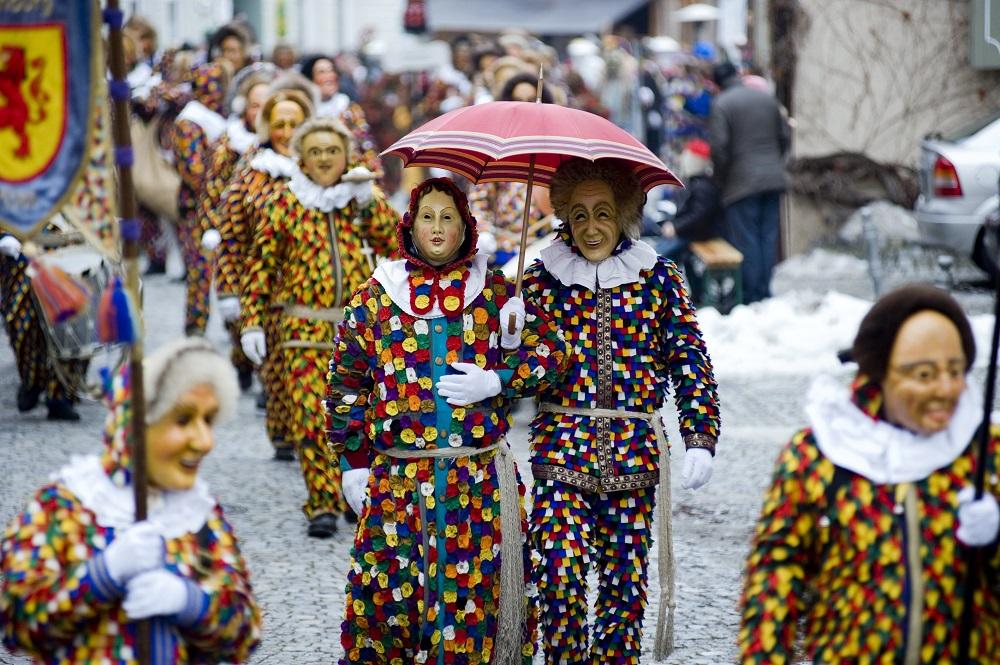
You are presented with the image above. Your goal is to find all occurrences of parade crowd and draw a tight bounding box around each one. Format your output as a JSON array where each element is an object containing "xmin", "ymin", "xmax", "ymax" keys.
[{"xmin": 0, "ymin": 16, "xmax": 998, "ymax": 665}]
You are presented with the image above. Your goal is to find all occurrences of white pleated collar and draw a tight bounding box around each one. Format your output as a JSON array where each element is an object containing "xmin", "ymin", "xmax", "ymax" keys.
[
  {"xmin": 806, "ymin": 375, "xmax": 981, "ymax": 485},
  {"xmin": 225, "ymin": 118, "xmax": 257, "ymax": 155},
  {"xmin": 54, "ymin": 455, "xmax": 216, "ymax": 538},
  {"xmin": 177, "ymin": 100, "xmax": 227, "ymax": 142},
  {"xmin": 373, "ymin": 253, "xmax": 489, "ymax": 319},
  {"xmin": 249, "ymin": 149, "xmax": 299, "ymax": 178},
  {"xmin": 540, "ymin": 238, "xmax": 658, "ymax": 290},
  {"xmin": 288, "ymin": 170, "xmax": 354, "ymax": 212}
]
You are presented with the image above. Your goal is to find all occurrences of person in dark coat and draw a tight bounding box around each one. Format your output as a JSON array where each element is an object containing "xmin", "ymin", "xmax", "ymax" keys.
[{"xmin": 708, "ymin": 61, "xmax": 790, "ymax": 304}]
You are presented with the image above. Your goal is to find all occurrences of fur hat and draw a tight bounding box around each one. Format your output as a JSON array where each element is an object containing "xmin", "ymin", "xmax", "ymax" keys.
[{"xmin": 144, "ymin": 337, "xmax": 240, "ymax": 424}]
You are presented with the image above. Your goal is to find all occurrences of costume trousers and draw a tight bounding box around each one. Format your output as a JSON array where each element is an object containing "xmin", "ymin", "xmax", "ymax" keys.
[
  {"xmin": 723, "ymin": 191, "xmax": 781, "ymax": 305},
  {"xmin": 531, "ymin": 479, "xmax": 656, "ymax": 665},
  {"xmin": 262, "ymin": 309, "xmax": 291, "ymax": 447},
  {"xmin": 177, "ymin": 208, "xmax": 211, "ymax": 334},
  {"xmin": 282, "ymin": 345, "xmax": 343, "ymax": 518},
  {"xmin": 0, "ymin": 256, "xmax": 83, "ymax": 403}
]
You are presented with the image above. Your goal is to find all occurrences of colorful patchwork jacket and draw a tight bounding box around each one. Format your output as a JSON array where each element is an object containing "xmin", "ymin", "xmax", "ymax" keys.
[
  {"xmin": 522, "ymin": 235, "xmax": 720, "ymax": 492},
  {"xmin": 739, "ymin": 376, "xmax": 1000, "ymax": 664},
  {"xmin": 198, "ymin": 120, "xmax": 258, "ymax": 239}
]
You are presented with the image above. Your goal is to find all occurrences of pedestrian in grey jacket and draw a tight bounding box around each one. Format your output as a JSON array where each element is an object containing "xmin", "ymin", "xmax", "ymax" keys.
[{"xmin": 708, "ymin": 61, "xmax": 791, "ymax": 304}]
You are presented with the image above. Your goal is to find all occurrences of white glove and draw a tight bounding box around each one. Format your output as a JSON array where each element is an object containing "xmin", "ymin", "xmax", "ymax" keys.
[
  {"xmin": 103, "ymin": 521, "xmax": 164, "ymax": 585},
  {"xmin": 123, "ymin": 570, "xmax": 189, "ymax": 620},
  {"xmin": 217, "ymin": 296, "xmax": 241, "ymax": 322},
  {"xmin": 0, "ymin": 235, "xmax": 22, "ymax": 258},
  {"xmin": 957, "ymin": 486, "xmax": 1000, "ymax": 547},
  {"xmin": 342, "ymin": 468, "xmax": 371, "ymax": 517},
  {"xmin": 344, "ymin": 166, "xmax": 375, "ymax": 205},
  {"xmin": 681, "ymin": 448, "xmax": 713, "ymax": 490},
  {"xmin": 499, "ymin": 297, "xmax": 525, "ymax": 350},
  {"xmin": 201, "ymin": 229, "xmax": 222, "ymax": 251},
  {"xmin": 477, "ymin": 231, "xmax": 498, "ymax": 257},
  {"xmin": 241, "ymin": 330, "xmax": 267, "ymax": 366},
  {"xmin": 436, "ymin": 362, "xmax": 503, "ymax": 407}
]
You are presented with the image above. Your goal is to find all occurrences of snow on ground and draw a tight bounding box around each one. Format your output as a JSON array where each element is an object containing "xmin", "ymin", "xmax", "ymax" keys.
[{"xmin": 700, "ymin": 248, "xmax": 996, "ymax": 378}]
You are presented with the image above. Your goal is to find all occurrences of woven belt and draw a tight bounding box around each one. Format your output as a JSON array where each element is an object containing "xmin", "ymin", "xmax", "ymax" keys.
[
  {"xmin": 537, "ymin": 403, "xmax": 676, "ymax": 658},
  {"xmin": 281, "ymin": 303, "xmax": 344, "ymax": 322},
  {"xmin": 381, "ymin": 439, "xmax": 525, "ymax": 665}
]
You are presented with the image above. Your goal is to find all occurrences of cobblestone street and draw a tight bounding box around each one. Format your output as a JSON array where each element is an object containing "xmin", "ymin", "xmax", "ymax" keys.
[{"xmin": 0, "ymin": 254, "xmax": 990, "ymax": 664}]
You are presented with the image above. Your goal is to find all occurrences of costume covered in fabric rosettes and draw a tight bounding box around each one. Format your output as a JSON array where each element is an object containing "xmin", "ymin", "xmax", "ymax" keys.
[
  {"xmin": 241, "ymin": 168, "xmax": 399, "ymax": 520},
  {"xmin": 170, "ymin": 62, "xmax": 229, "ymax": 335},
  {"xmin": 198, "ymin": 118, "xmax": 258, "ymax": 380},
  {"xmin": 0, "ymin": 368, "xmax": 261, "ymax": 663},
  {"xmin": 326, "ymin": 178, "xmax": 570, "ymax": 665},
  {"xmin": 212, "ymin": 146, "xmax": 296, "ymax": 450},
  {"xmin": 739, "ymin": 375, "xmax": 1000, "ymax": 664},
  {"xmin": 522, "ymin": 230, "xmax": 720, "ymax": 664}
]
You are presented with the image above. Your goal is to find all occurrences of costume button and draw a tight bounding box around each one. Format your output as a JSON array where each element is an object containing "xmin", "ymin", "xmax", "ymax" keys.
[
  {"xmin": 434, "ymin": 324, "xmax": 443, "ymax": 333},
  {"xmin": 438, "ymin": 459, "xmax": 447, "ymax": 470},
  {"xmin": 435, "ymin": 357, "xmax": 443, "ymax": 366}
]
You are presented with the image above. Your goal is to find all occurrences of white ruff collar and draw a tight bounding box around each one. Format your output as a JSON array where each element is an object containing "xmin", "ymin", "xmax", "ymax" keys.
[
  {"xmin": 53, "ymin": 455, "xmax": 216, "ymax": 538},
  {"xmin": 225, "ymin": 118, "xmax": 257, "ymax": 155},
  {"xmin": 540, "ymin": 238, "xmax": 658, "ymax": 290},
  {"xmin": 373, "ymin": 253, "xmax": 489, "ymax": 319},
  {"xmin": 249, "ymin": 149, "xmax": 299, "ymax": 178},
  {"xmin": 316, "ymin": 93, "xmax": 350, "ymax": 118},
  {"xmin": 806, "ymin": 375, "xmax": 981, "ymax": 485},
  {"xmin": 288, "ymin": 170, "xmax": 353, "ymax": 212},
  {"xmin": 177, "ymin": 100, "xmax": 227, "ymax": 142}
]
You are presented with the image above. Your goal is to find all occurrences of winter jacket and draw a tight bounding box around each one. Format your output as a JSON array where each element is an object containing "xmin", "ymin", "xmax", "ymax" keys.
[
  {"xmin": 708, "ymin": 80, "xmax": 790, "ymax": 207},
  {"xmin": 671, "ymin": 174, "xmax": 724, "ymax": 241}
]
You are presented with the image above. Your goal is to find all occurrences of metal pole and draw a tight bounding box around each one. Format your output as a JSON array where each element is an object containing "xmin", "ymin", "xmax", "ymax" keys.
[
  {"xmin": 861, "ymin": 206, "xmax": 883, "ymax": 297},
  {"xmin": 104, "ymin": 1, "xmax": 150, "ymax": 662}
]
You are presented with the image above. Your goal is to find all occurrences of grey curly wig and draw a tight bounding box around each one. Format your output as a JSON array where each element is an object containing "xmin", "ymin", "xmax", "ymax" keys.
[
  {"xmin": 549, "ymin": 158, "xmax": 645, "ymax": 241},
  {"xmin": 290, "ymin": 115, "xmax": 353, "ymax": 163}
]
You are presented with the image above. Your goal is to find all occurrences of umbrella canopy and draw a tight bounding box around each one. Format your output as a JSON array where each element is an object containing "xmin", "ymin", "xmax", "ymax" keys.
[{"xmin": 382, "ymin": 101, "xmax": 681, "ymax": 192}]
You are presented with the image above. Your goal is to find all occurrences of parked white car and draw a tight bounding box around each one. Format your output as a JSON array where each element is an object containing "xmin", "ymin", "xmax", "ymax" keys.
[{"xmin": 914, "ymin": 115, "xmax": 1000, "ymax": 262}]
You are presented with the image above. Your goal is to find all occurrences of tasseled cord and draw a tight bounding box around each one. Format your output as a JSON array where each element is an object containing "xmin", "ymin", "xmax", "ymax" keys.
[
  {"xmin": 26, "ymin": 256, "xmax": 92, "ymax": 324},
  {"xmin": 97, "ymin": 275, "xmax": 139, "ymax": 344}
]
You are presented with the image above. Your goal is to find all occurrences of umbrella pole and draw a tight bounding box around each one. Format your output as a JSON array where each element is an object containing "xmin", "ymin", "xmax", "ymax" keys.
[
  {"xmin": 105, "ymin": 2, "xmax": 151, "ymax": 663},
  {"xmin": 508, "ymin": 66, "xmax": 545, "ymax": 333},
  {"xmin": 957, "ymin": 199, "xmax": 1000, "ymax": 664}
]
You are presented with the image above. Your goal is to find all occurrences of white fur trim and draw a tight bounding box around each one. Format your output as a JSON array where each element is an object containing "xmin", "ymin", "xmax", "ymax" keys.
[
  {"xmin": 54, "ymin": 455, "xmax": 216, "ymax": 538},
  {"xmin": 373, "ymin": 254, "xmax": 489, "ymax": 319},
  {"xmin": 540, "ymin": 238, "xmax": 658, "ymax": 290},
  {"xmin": 177, "ymin": 100, "xmax": 227, "ymax": 142},
  {"xmin": 288, "ymin": 170, "xmax": 354, "ymax": 212},
  {"xmin": 806, "ymin": 374, "xmax": 981, "ymax": 485},
  {"xmin": 143, "ymin": 339, "xmax": 239, "ymax": 424},
  {"xmin": 225, "ymin": 118, "xmax": 258, "ymax": 155},
  {"xmin": 249, "ymin": 149, "xmax": 299, "ymax": 178}
]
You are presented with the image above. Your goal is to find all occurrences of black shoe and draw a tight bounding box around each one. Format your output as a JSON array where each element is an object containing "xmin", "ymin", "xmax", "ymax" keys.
[
  {"xmin": 145, "ymin": 260, "xmax": 166, "ymax": 275},
  {"xmin": 307, "ymin": 513, "xmax": 338, "ymax": 538},
  {"xmin": 344, "ymin": 506, "xmax": 358, "ymax": 524},
  {"xmin": 256, "ymin": 391, "xmax": 266, "ymax": 410},
  {"xmin": 46, "ymin": 399, "xmax": 81, "ymax": 421},
  {"xmin": 17, "ymin": 385, "xmax": 42, "ymax": 412},
  {"xmin": 238, "ymin": 368, "xmax": 253, "ymax": 391},
  {"xmin": 273, "ymin": 446, "xmax": 295, "ymax": 461}
]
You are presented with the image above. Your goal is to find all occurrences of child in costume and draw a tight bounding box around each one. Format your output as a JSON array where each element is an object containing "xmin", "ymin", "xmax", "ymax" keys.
[
  {"xmin": 326, "ymin": 177, "xmax": 569, "ymax": 664},
  {"xmin": 522, "ymin": 158, "xmax": 721, "ymax": 663},
  {"xmin": 213, "ymin": 86, "xmax": 312, "ymax": 461},
  {"xmin": 240, "ymin": 116, "xmax": 399, "ymax": 538},
  {"xmin": 0, "ymin": 338, "xmax": 261, "ymax": 663},
  {"xmin": 740, "ymin": 285, "xmax": 1000, "ymax": 663}
]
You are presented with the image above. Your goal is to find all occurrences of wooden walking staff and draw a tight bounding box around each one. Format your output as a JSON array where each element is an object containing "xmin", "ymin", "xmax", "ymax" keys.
[
  {"xmin": 103, "ymin": 1, "xmax": 152, "ymax": 662},
  {"xmin": 507, "ymin": 65, "xmax": 544, "ymax": 334}
]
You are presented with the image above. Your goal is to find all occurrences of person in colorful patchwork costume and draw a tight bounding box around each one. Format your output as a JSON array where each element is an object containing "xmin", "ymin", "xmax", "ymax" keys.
[
  {"xmin": 522, "ymin": 158, "xmax": 721, "ymax": 664},
  {"xmin": 0, "ymin": 338, "xmax": 261, "ymax": 663},
  {"xmin": 739, "ymin": 284, "xmax": 1000, "ymax": 664},
  {"xmin": 326, "ymin": 177, "xmax": 570, "ymax": 664},
  {"xmin": 240, "ymin": 116, "xmax": 399, "ymax": 538},
  {"xmin": 171, "ymin": 61, "xmax": 231, "ymax": 335},
  {"xmin": 213, "ymin": 86, "xmax": 313, "ymax": 461},
  {"xmin": 198, "ymin": 65, "xmax": 275, "ymax": 390}
]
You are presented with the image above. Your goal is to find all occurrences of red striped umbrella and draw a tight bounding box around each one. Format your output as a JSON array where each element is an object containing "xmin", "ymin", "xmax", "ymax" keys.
[{"xmin": 382, "ymin": 101, "xmax": 680, "ymax": 192}]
